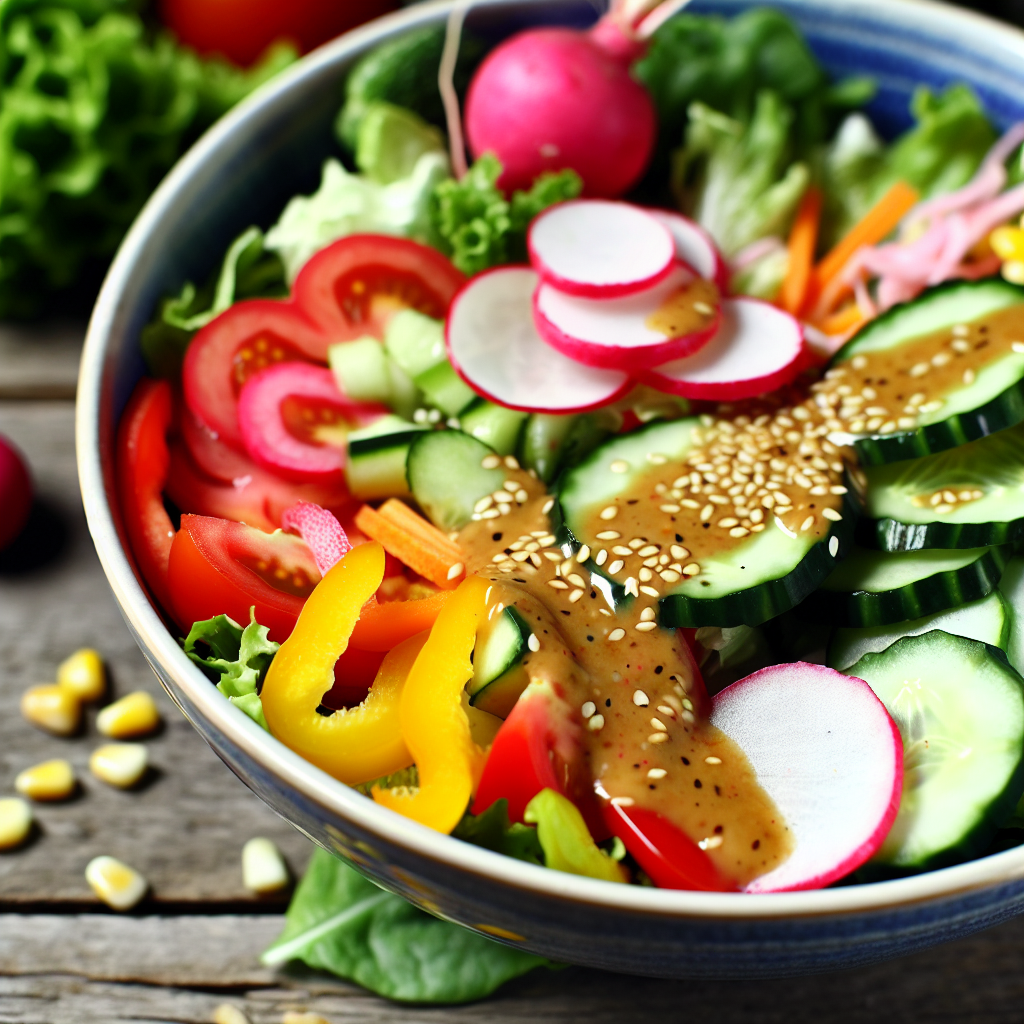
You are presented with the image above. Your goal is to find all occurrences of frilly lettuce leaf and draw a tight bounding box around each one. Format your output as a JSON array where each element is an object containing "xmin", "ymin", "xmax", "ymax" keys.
[{"xmin": 183, "ymin": 609, "xmax": 279, "ymax": 730}]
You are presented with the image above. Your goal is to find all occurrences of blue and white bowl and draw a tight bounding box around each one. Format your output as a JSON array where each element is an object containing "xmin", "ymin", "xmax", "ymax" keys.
[{"xmin": 77, "ymin": 0, "xmax": 1024, "ymax": 978}]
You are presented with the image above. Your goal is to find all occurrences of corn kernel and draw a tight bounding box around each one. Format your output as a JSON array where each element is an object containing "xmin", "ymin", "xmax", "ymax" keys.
[
  {"xmin": 57, "ymin": 648, "xmax": 106, "ymax": 702},
  {"xmin": 242, "ymin": 837, "xmax": 289, "ymax": 894},
  {"xmin": 97, "ymin": 691, "xmax": 161, "ymax": 739},
  {"xmin": 85, "ymin": 855, "xmax": 148, "ymax": 911},
  {"xmin": 991, "ymin": 225, "xmax": 1024, "ymax": 261},
  {"xmin": 212, "ymin": 1005, "xmax": 251, "ymax": 1024},
  {"xmin": 21, "ymin": 684, "xmax": 81, "ymax": 736},
  {"xmin": 89, "ymin": 743, "xmax": 148, "ymax": 789},
  {"xmin": 0, "ymin": 797, "xmax": 32, "ymax": 850},
  {"xmin": 15, "ymin": 759, "xmax": 76, "ymax": 802}
]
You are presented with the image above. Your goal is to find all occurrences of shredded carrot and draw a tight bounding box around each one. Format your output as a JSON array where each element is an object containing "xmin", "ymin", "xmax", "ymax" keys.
[
  {"xmin": 350, "ymin": 590, "xmax": 453, "ymax": 652},
  {"xmin": 354, "ymin": 500, "xmax": 466, "ymax": 590},
  {"xmin": 804, "ymin": 181, "xmax": 920, "ymax": 316},
  {"xmin": 819, "ymin": 302, "xmax": 868, "ymax": 337},
  {"xmin": 780, "ymin": 187, "xmax": 822, "ymax": 315}
]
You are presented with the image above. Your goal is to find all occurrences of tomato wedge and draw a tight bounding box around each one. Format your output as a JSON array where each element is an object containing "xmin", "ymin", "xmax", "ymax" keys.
[
  {"xmin": 293, "ymin": 235, "xmax": 466, "ymax": 341},
  {"xmin": 116, "ymin": 378, "xmax": 176, "ymax": 612},
  {"xmin": 167, "ymin": 514, "xmax": 321, "ymax": 641}
]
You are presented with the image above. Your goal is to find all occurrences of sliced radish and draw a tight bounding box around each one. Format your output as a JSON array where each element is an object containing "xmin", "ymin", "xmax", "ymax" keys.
[
  {"xmin": 534, "ymin": 263, "xmax": 721, "ymax": 371},
  {"xmin": 281, "ymin": 500, "xmax": 351, "ymax": 575},
  {"xmin": 237, "ymin": 362, "xmax": 387, "ymax": 481},
  {"xmin": 711, "ymin": 663, "xmax": 903, "ymax": 894},
  {"xmin": 180, "ymin": 406, "xmax": 256, "ymax": 485},
  {"xmin": 641, "ymin": 298, "xmax": 805, "ymax": 400},
  {"xmin": 445, "ymin": 266, "xmax": 630, "ymax": 413},
  {"xmin": 528, "ymin": 200, "xmax": 675, "ymax": 299},
  {"xmin": 649, "ymin": 210, "xmax": 730, "ymax": 294}
]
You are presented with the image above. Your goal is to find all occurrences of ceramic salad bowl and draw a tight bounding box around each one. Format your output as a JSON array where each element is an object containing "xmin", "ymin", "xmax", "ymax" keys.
[{"xmin": 77, "ymin": 0, "xmax": 1024, "ymax": 978}]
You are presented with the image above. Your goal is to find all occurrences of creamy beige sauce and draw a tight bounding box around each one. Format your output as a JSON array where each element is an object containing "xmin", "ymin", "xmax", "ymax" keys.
[
  {"xmin": 812, "ymin": 302, "xmax": 1024, "ymax": 434},
  {"xmin": 646, "ymin": 278, "xmax": 720, "ymax": 338}
]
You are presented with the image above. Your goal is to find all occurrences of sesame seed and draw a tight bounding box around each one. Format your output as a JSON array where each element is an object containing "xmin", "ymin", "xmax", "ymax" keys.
[
  {"xmin": 829, "ymin": 536, "xmax": 840, "ymax": 558},
  {"xmin": 640, "ymin": 607, "xmax": 657, "ymax": 622},
  {"xmin": 963, "ymin": 368, "xmax": 976, "ymax": 385},
  {"xmin": 700, "ymin": 835, "xmax": 723, "ymax": 851},
  {"xmin": 595, "ymin": 549, "xmax": 608, "ymax": 566},
  {"xmin": 511, "ymin": 551, "xmax": 531, "ymax": 562},
  {"xmin": 569, "ymin": 589, "xmax": 584, "ymax": 603},
  {"xmin": 647, "ymin": 768, "xmax": 667, "ymax": 780},
  {"xmin": 683, "ymin": 563, "xmax": 700, "ymax": 576},
  {"xmin": 539, "ymin": 534, "xmax": 556, "ymax": 546},
  {"xmin": 542, "ymin": 498, "xmax": 555, "ymax": 514},
  {"xmin": 611, "ymin": 796, "xmax": 635, "ymax": 807},
  {"xmin": 700, "ymin": 504, "xmax": 714, "ymax": 522},
  {"xmin": 822, "ymin": 508, "xmax": 843, "ymax": 522},
  {"xmin": 588, "ymin": 714, "xmax": 605, "ymax": 731},
  {"xmin": 608, "ymin": 559, "xmax": 625, "ymax": 574},
  {"xmin": 705, "ymin": 756, "xmax": 722, "ymax": 765},
  {"xmin": 632, "ymin": 689, "xmax": 650, "ymax": 708},
  {"xmin": 660, "ymin": 504, "xmax": 681, "ymax": 513},
  {"xmin": 577, "ymin": 545, "xmax": 591, "ymax": 562},
  {"xmin": 681, "ymin": 710, "xmax": 695, "ymax": 724},
  {"xmin": 480, "ymin": 509, "xmax": 500, "ymax": 519},
  {"xmin": 647, "ymin": 453, "xmax": 668, "ymax": 465},
  {"xmin": 1013, "ymin": 341, "xmax": 1024, "ymax": 354},
  {"xmin": 504, "ymin": 456, "xmax": 520, "ymax": 469},
  {"xmin": 474, "ymin": 495, "xmax": 494, "ymax": 513},
  {"xmin": 559, "ymin": 558, "xmax": 573, "ymax": 575},
  {"xmin": 800, "ymin": 515, "xmax": 815, "ymax": 531},
  {"xmin": 636, "ymin": 621, "xmax": 658, "ymax": 632},
  {"xmin": 624, "ymin": 577, "xmax": 640, "ymax": 598},
  {"xmin": 910, "ymin": 362, "xmax": 930, "ymax": 377},
  {"xmin": 660, "ymin": 570, "xmax": 681, "ymax": 583},
  {"xmin": 650, "ymin": 718, "xmax": 667, "ymax": 732},
  {"xmin": 718, "ymin": 517, "xmax": 739, "ymax": 528},
  {"xmin": 613, "ymin": 545, "xmax": 633, "ymax": 556},
  {"xmin": 528, "ymin": 634, "xmax": 541, "ymax": 653},
  {"xmin": 567, "ymin": 573, "xmax": 586, "ymax": 588},
  {"xmin": 640, "ymin": 586, "xmax": 660, "ymax": 598},
  {"xmin": 493, "ymin": 490, "xmax": 513, "ymax": 502},
  {"xmin": 670, "ymin": 544, "xmax": 689, "ymax": 560},
  {"xmin": 548, "ymin": 580, "xmax": 569, "ymax": 590},
  {"xmin": 639, "ymin": 567, "xmax": 654, "ymax": 582},
  {"xmin": 649, "ymin": 733, "xmax": 669, "ymax": 744},
  {"xmin": 657, "ymin": 705, "xmax": 677, "ymax": 717},
  {"xmin": 581, "ymin": 701, "xmax": 596, "ymax": 718},
  {"xmin": 608, "ymin": 629, "xmax": 626, "ymax": 642},
  {"xmin": 515, "ymin": 489, "xmax": 529, "ymax": 503},
  {"xmin": 610, "ymin": 460, "xmax": 630, "ymax": 473},
  {"xmin": 729, "ymin": 527, "xmax": 750, "ymax": 538},
  {"xmin": 543, "ymin": 551, "xmax": 562, "ymax": 562},
  {"xmin": 596, "ymin": 531, "xmax": 620, "ymax": 541},
  {"xmin": 600, "ymin": 506, "xmax": 619, "ymax": 521}
]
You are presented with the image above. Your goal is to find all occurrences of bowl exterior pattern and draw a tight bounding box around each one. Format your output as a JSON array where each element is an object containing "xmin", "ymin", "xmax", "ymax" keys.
[{"xmin": 79, "ymin": 0, "xmax": 1024, "ymax": 978}]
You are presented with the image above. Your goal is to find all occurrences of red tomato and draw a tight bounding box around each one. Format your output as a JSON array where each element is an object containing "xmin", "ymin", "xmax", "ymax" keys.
[
  {"xmin": 182, "ymin": 237, "xmax": 464, "ymax": 450},
  {"xmin": 160, "ymin": 0, "xmax": 399, "ymax": 67},
  {"xmin": 165, "ymin": 439, "xmax": 355, "ymax": 534},
  {"xmin": 116, "ymin": 378, "xmax": 176, "ymax": 612},
  {"xmin": 601, "ymin": 802, "xmax": 735, "ymax": 892},
  {"xmin": 167, "ymin": 514, "xmax": 321, "ymax": 641}
]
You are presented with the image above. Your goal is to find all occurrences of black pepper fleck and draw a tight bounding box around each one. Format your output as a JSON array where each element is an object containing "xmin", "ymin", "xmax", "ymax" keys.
[{"xmin": 694, "ymin": 779, "xmax": 702, "ymax": 789}]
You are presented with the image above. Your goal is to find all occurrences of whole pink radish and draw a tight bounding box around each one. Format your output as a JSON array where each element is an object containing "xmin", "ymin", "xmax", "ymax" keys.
[
  {"xmin": 464, "ymin": 0, "xmax": 677, "ymax": 197},
  {"xmin": 0, "ymin": 433, "xmax": 32, "ymax": 551}
]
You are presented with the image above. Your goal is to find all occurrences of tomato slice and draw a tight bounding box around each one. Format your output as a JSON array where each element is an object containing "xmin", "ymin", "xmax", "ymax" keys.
[
  {"xmin": 237, "ymin": 362, "xmax": 387, "ymax": 481},
  {"xmin": 293, "ymin": 235, "xmax": 466, "ymax": 342},
  {"xmin": 601, "ymin": 802, "xmax": 735, "ymax": 892},
  {"xmin": 116, "ymin": 378, "xmax": 176, "ymax": 612},
  {"xmin": 166, "ymin": 439, "xmax": 355, "ymax": 534},
  {"xmin": 167, "ymin": 514, "xmax": 321, "ymax": 641},
  {"xmin": 179, "ymin": 404, "xmax": 255, "ymax": 484},
  {"xmin": 182, "ymin": 300, "xmax": 329, "ymax": 450}
]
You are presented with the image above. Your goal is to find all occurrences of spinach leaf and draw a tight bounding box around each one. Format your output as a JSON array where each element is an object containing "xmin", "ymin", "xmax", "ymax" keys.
[
  {"xmin": 262, "ymin": 847, "xmax": 551, "ymax": 1003},
  {"xmin": 452, "ymin": 798, "xmax": 544, "ymax": 866},
  {"xmin": 182, "ymin": 609, "xmax": 279, "ymax": 730}
]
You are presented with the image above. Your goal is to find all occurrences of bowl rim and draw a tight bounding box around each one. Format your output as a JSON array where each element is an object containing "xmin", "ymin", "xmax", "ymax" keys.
[{"xmin": 77, "ymin": 0, "xmax": 1024, "ymax": 924}]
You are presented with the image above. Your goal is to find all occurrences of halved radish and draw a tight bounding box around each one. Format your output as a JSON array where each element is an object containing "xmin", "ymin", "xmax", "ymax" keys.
[
  {"xmin": 528, "ymin": 200, "xmax": 675, "ymax": 299},
  {"xmin": 711, "ymin": 663, "xmax": 903, "ymax": 894},
  {"xmin": 649, "ymin": 210, "xmax": 730, "ymax": 294},
  {"xmin": 237, "ymin": 362, "xmax": 387, "ymax": 481},
  {"xmin": 445, "ymin": 266, "xmax": 630, "ymax": 413},
  {"xmin": 180, "ymin": 406, "xmax": 256, "ymax": 485},
  {"xmin": 281, "ymin": 500, "xmax": 351, "ymax": 575},
  {"xmin": 534, "ymin": 263, "xmax": 721, "ymax": 371},
  {"xmin": 641, "ymin": 297, "xmax": 805, "ymax": 400}
]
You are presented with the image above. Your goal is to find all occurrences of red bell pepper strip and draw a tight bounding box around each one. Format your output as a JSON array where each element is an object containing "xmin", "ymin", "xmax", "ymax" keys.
[{"xmin": 116, "ymin": 378, "xmax": 176, "ymax": 612}]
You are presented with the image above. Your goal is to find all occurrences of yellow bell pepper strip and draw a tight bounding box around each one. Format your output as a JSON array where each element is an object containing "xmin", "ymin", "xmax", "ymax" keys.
[
  {"xmin": 373, "ymin": 575, "xmax": 489, "ymax": 833},
  {"xmin": 524, "ymin": 789, "xmax": 630, "ymax": 884},
  {"xmin": 261, "ymin": 541, "xmax": 418, "ymax": 784}
]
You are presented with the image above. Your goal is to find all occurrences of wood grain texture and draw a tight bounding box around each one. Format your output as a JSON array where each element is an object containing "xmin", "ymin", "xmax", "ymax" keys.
[
  {"xmin": 0, "ymin": 402, "xmax": 310, "ymax": 907},
  {"xmin": 2, "ymin": 913, "xmax": 1024, "ymax": 1023},
  {"xmin": 0, "ymin": 324, "xmax": 83, "ymax": 400}
]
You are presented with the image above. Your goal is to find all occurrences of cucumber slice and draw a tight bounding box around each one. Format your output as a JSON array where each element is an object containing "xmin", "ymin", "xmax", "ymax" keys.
[
  {"xmin": 329, "ymin": 338, "xmax": 419, "ymax": 419},
  {"xmin": 468, "ymin": 606, "xmax": 532, "ymax": 718},
  {"xmin": 519, "ymin": 412, "xmax": 613, "ymax": 485},
  {"xmin": 828, "ymin": 279, "xmax": 1024, "ymax": 466},
  {"xmin": 384, "ymin": 309, "xmax": 447, "ymax": 379},
  {"xmin": 345, "ymin": 415, "xmax": 428, "ymax": 500},
  {"xmin": 459, "ymin": 399, "xmax": 529, "ymax": 456},
  {"xmin": 857, "ymin": 421, "xmax": 1024, "ymax": 551},
  {"xmin": 817, "ymin": 545, "xmax": 1007, "ymax": 627},
  {"xmin": 849, "ymin": 630, "xmax": 1024, "ymax": 873},
  {"xmin": 557, "ymin": 418, "xmax": 854, "ymax": 627},
  {"xmin": 406, "ymin": 430, "xmax": 504, "ymax": 531},
  {"xmin": 827, "ymin": 590, "xmax": 1011, "ymax": 672},
  {"xmin": 415, "ymin": 359, "xmax": 477, "ymax": 417},
  {"xmin": 1000, "ymin": 557, "xmax": 1024, "ymax": 676}
]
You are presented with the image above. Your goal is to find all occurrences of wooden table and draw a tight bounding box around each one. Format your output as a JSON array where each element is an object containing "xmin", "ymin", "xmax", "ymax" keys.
[{"xmin": 3, "ymin": 330, "xmax": 1024, "ymax": 1024}]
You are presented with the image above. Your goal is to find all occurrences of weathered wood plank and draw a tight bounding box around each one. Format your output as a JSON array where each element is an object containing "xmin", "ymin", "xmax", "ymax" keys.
[
  {"xmin": 0, "ymin": 403, "xmax": 310, "ymax": 906},
  {"xmin": 0, "ymin": 324, "xmax": 83, "ymax": 400},
  {"xmin": 2, "ymin": 913, "xmax": 1024, "ymax": 1023}
]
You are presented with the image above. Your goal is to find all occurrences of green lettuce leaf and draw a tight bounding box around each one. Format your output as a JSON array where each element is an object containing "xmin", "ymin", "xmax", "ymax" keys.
[
  {"xmin": 452, "ymin": 798, "xmax": 544, "ymax": 866},
  {"xmin": 673, "ymin": 92, "xmax": 811, "ymax": 258},
  {"xmin": 262, "ymin": 847, "xmax": 551, "ymax": 1003},
  {"xmin": 0, "ymin": 0, "xmax": 293, "ymax": 319},
  {"xmin": 430, "ymin": 153, "xmax": 582, "ymax": 275},
  {"xmin": 140, "ymin": 226, "xmax": 286, "ymax": 378},
  {"xmin": 182, "ymin": 609, "xmax": 279, "ymax": 730},
  {"xmin": 264, "ymin": 151, "xmax": 451, "ymax": 283}
]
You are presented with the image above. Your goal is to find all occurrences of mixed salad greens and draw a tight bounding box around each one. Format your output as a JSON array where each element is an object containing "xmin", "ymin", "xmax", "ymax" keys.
[{"xmin": 116, "ymin": 0, "xmax": 1024, "ymax": 1003}]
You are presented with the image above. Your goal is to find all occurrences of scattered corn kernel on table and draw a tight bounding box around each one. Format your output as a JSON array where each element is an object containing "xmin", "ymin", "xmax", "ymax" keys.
[{"xmin": 3, "ymin": 330, "xmax": 1024, "ymax": 1024}]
